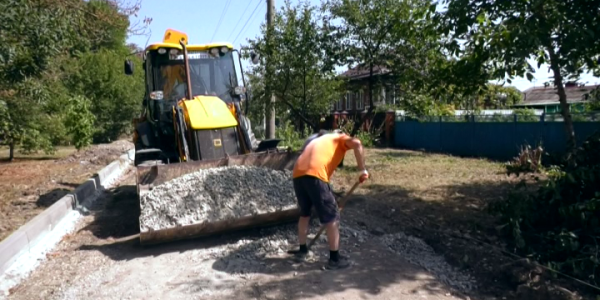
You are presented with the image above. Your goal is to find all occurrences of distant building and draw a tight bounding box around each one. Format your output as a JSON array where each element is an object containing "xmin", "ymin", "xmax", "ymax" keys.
[
  {"xmin": 512, "ymin": 82, "xmax": 598, "ymax": 113},
  {"xmin": 331, "ymin": 64, "xmax": 399, "ymax": 115}
]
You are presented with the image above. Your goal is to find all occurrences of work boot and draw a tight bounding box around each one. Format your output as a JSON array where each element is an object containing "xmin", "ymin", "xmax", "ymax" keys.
[
  {"xmin": 325, "ymin": 255, "xmax": 351, "ymax": 270},
  {"xmin": 287, "ymin": 248, "xmax": 313, "ymax": 262},
  {"xmin": 293, "ymin": 250, "xmax": 313, "ymax": 262}
]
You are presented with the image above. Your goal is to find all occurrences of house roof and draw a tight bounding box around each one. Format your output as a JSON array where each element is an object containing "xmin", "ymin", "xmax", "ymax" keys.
[
  {"xmin": 340, "ymin": 64, "xmax": 391, "ymax": 80},
  {"xmin": 516, "ymin": 83, "xmax": 599, "ymax": 106}
]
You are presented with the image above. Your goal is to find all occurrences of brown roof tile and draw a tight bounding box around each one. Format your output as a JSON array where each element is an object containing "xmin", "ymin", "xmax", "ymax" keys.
[{"xmin": 521, "ymin": 84, "xmax": 599, "ymax": 105}]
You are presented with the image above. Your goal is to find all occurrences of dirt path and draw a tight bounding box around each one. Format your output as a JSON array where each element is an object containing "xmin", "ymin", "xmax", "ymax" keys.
[
  {"xmin": 0, "ymin": 140, "xmax": 133, "ymax": 242},
  {"xmin": 6, "ymin": 169, "xmax": 471, "ymax": 300}
]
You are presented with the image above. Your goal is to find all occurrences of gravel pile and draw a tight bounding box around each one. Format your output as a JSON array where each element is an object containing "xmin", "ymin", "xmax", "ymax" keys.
[
  {"xmin": 140, "ymin": 165, "xmax": 296, "ymax": 232},
  {"xmin": 377, "ymin": 232, "xmax": 476, "ymax": 293}
]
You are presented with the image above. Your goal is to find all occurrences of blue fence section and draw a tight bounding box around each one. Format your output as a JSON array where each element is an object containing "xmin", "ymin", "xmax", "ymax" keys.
[{"xmin": 394, "ymin": 118, "xmax": 600, "ymax": 160}]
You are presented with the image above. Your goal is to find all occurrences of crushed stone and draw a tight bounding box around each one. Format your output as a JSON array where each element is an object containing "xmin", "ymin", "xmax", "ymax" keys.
[
  {"xmin": 140, "ymin": 166, "xmax": 296, "ymax": 232},
  {"xmin": 377, "ymin": 232, "xmax": 477, "ymax": 293}
]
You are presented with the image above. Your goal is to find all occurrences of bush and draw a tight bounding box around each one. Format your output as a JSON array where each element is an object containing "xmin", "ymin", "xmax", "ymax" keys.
[
  {"xmin": 491, "ymin": 131, "xmax": 600, "ymax": 284},
  {"xmin": 506, "ymin": 143, "xmax": 545, "ymax": 176},
  {"xmin": 275, "ymin": 120, "xmax": 311, "ymax": 151},
  {"xmin": 513, "ymin": 108, "xmax": 540, "ymax": 122},
  {"xmin": 336, "ymin": 117, "xmax": 383, "ymax": 147}
]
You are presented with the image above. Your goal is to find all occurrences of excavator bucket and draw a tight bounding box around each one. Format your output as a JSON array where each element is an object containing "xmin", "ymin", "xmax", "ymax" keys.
[{"xmin": 136, "ymin": 150, "xmax": 301, "ymax": 245}]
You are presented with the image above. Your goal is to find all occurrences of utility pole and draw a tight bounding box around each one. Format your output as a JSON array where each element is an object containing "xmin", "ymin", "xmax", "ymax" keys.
[{"xmin": 265, "ymin": 0, "xmax": 276, "ymax": 140}]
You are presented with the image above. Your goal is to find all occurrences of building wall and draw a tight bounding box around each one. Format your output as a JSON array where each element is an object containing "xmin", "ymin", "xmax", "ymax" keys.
[{"xmin": 331, "ymin": 75, "xmax": 399, "ymax": 113}]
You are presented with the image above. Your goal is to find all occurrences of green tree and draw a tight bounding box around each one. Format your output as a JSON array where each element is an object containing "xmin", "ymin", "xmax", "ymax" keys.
[
  {"xmin": 437, "ymin": 0, "xmax": 600, "ymax": 151},
  {"xmin": 245, "ymin": 0, "xmax": 343, "ymax": 132},
  {"xmin": 0, "ymin": 0, "xmax": 149, "ymax": 160},
  {"xmin": 322, "ymin": 0, "xmax": 438, "ymax": 135},
  {"xmin": 64, "ymin": 48, "xmax": 144, "ymax": 142},
  {"xmin": 65, "ymin": 95, "xmax": 96, "ymax": 150}
]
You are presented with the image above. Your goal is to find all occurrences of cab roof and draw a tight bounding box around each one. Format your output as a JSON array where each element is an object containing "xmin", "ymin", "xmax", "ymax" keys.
[{"xmin": 145, "ymin": 42, "xmax": 234, "ymax": 52}]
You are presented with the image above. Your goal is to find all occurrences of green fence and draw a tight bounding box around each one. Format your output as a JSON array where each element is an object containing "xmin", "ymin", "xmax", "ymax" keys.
[{"xmin": 393, "ymin": 113, "xmax": 600, "ymax": 160}]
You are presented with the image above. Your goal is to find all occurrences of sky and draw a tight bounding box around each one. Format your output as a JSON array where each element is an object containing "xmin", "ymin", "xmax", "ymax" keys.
[{"xmin": 126, "ymin": 0, "xmax": 600, "ymax": 92}]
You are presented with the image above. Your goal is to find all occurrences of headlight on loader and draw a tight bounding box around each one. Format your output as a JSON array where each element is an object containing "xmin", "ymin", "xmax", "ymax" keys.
[{"xmin": 150, "ymin": 91, "xmax": 164, "ymax": 100}]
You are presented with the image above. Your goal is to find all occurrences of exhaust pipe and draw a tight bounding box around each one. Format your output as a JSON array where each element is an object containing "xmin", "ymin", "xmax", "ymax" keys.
[{"xmin": 179, "ymin": 39, "xmax": 193, "ymax": 100}]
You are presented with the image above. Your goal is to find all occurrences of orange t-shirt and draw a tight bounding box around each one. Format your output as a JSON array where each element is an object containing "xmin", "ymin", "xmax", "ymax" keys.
[{"xmin": 292, "ymin": 133, "xmax": 352, "ymax": 182}]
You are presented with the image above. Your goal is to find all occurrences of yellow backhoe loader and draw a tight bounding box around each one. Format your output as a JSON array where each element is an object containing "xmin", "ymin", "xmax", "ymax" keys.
[{"xmin": 124, "ymin": 29, "xmax": 301, "ymax": 245}]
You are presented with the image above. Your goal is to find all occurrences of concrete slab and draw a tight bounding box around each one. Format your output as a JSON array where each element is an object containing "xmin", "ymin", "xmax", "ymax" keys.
[{"xmin": 0, "ymin": 231, "xmax": 29, "ymax": 275}]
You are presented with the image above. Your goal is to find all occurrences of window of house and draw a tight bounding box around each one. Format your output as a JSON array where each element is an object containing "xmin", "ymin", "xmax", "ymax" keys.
[
  {"xmin": 356, "ymin": 90, "xmax": 364, "ymax": 109},
  {"xmin": 336, "ymin": 98, "xmax": 342, "ymax": 110},
  {"xmin": 386, "ymin": 85, "xmax": 397, "ymax": 104},
  {"xmin": 345, "ymin": 92, "xmax": 352, "ymax": 110}
]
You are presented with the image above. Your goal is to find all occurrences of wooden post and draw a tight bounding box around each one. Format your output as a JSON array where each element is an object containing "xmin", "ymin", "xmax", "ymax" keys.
[
  {"xmin": 265, "ymin": 0, "xmax": 276, "ymax": 139},
  {"xmin": 385, "ymin": 110, "xmax": 394, "ymax": 146},
  {"xmin": 333, "ymin": 112, "xmax": 339, "ymax": 129}
]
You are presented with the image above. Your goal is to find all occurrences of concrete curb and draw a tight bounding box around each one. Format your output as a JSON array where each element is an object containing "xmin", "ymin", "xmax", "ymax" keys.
[{"xmin": 0, "ymin": 148, "xmax": 135, "ymax": 297}]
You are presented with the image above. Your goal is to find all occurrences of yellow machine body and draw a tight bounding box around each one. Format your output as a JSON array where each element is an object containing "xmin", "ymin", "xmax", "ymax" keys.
[{"xmin": 179, "ymin": 96, "xmax": 239, "ymax": 130}]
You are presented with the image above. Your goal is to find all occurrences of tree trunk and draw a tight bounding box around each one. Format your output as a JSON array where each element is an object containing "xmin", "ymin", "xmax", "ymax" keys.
[
  {"xmin": 9, "ymin": 142, "xmax": 15, "ymax": 162},
  {"xmin": 547, "ymin": 46, "xmax": 576, "ymax": 152}
]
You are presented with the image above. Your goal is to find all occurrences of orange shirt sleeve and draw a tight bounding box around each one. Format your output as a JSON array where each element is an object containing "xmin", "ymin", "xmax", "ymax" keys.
[{"xmin": 337, "ymin": 134, "xmax": 352, "ymax": 151}]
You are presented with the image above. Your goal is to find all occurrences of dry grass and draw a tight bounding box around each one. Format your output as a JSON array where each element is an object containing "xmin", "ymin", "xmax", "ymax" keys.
[
  {"xmin": 0, "ymin": 142, "xmax": 133, "ymax": 242},
  {"xmin": 329, "ymin": 147, "xmax": 530, "ymax": 248},
  {"xmin": 332, "ymin": 147, "xmax": 511, "ymax": 203}
]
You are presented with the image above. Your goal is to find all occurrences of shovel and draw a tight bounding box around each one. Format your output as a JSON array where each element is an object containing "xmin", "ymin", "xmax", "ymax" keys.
[{"xmin": 306, "ymin": 180, "xmax": 361, "ymax": 250}]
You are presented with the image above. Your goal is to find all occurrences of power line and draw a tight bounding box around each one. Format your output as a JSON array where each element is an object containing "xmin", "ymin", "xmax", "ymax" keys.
[
  {"xmin": 211, "ymin": 0, "xmax": 232, "ymax": 42},
  {"xmin": 227, "ymin": 0, "xmax": 255, "ymax": 41},
  {"xmin": 232, "ymin": 0, "xmax": 262, "ymax": 46},
  {"xmin": 237, "ymin": 5, "xmax": 264, "ymax": 46}
]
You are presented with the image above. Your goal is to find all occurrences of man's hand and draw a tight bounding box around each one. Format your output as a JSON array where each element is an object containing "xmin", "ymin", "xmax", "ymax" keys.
[{"xmin": 359, "ymin": 169, "xmax": 369, "ymax": 183}]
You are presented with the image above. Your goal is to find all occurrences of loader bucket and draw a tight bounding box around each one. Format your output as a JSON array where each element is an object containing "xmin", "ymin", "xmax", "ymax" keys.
[{"xmin": 136, "ymin": 150, "xmax": 301, "ymax": 245}]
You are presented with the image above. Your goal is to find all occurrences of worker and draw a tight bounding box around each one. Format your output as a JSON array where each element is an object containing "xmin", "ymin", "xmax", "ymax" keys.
[
  {"xmin": 299, "ymin": 130, "xmax": 328, "ymax": 152},
  {"xmin": 290, "ymin": 130, "xmax": 369, "ymax": 270}
]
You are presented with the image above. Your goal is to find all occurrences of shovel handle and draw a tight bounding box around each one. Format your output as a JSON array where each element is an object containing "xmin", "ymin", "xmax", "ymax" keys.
[{"xmin": 307, "ymin": 181, "xmax": 361, "ymax": 249}]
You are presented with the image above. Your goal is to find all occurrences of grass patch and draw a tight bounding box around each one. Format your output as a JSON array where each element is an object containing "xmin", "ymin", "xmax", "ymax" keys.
[
  {"xmin": 332, "ymin": 148, "xmax": 510, "ymax": 204},
  {"xmin": 0, "ymin": 146, "xmax": 77, "ymax": 162}
]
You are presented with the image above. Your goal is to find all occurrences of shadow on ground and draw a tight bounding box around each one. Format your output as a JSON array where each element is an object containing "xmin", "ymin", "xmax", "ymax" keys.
[
  {"xmin": 73, "ymin": 177, "xmax": 584, "ymax": 300},
  {"xmin": 36, "ymin": 188, "xmax": 71, "ymax": 207},
  {"xmin": 75, "ymin": 183, "xmax": 472, "ymax": 299},
  {"xmin": 339, "ymin": 179, "xmax": 583, "ymax": 300},
  {"xmin": 35, "ymin": 182, "xmax": 90, "ymax": 208},
  {"xmin": 77, "ymin": 185, "xmax": 140, "ymax": 239},
  {"xmin": 205, "ymin": 232, "xmax": 462, "ymax": 300}
]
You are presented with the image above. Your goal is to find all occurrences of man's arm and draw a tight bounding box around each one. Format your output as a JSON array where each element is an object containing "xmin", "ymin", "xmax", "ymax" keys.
[{"xmin": 345, "ymin": 137, "xmax": 366, "ymax": 172}]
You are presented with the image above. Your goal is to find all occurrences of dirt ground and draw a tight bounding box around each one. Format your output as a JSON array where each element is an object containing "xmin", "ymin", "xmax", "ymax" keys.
[
  {"xmin": 3, "ymin": 147, "xmax": 594, "ymax": 300},
  {"xmin": 6, "ymin": 171, "xmax": 467, "ymax": 300},
  {"xmin": 0, "ymin": 140, "xmax": 133, "ymax": 242}
]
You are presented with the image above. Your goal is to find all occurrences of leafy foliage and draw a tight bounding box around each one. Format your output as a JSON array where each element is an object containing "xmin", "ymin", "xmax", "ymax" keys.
[
  {"xmin": 323, "ymin": 0, "xmax": 439, "ymax": 135},
  {"xmin": 245, "ymin": 0, "xmax": 343, "ymax": 133},
  {"xmin": 336, "ymin": 118, "xmax": 383, "ymax": 147},
  {"xmin": 65, "ymin": 95, "xmax": 95, "ymax": 150},
  {"xmin": 275, "ymin": 119, "xmax": 312, "ymax": 151},
  {"xmin": 64, "ymin": 49, "xmax": 144, "ymax": 142},
  {"xmin": 0, "ymin": 0, "xmax": 148, "ymax": 160},
  {"xmin": 491, "ymin": 132, "xmax": 600, "ymax": 285},
  {"xmin": 506, "ymin": 143, "xmax": 545, "ymax": 176},
  {"xmin": 436, "ymin": 0, "xmax": 600, "ymax": 150}
]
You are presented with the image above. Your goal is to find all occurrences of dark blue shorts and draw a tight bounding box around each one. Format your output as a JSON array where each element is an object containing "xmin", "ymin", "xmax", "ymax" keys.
[{"xmin": 293, "ymin": 175, "xmax": 339, "ymax": 224}]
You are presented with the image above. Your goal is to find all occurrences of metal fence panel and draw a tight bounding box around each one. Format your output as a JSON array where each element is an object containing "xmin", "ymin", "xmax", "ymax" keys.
[{"xmin": 394, "ymin": 116, "xmax": 600, "ymax": 160}]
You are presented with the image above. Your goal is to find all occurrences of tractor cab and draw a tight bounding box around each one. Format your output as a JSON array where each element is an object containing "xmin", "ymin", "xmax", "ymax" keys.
[{"xmin": 124, "ymin": 29, "xmax": 278, "ymax": 166}]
